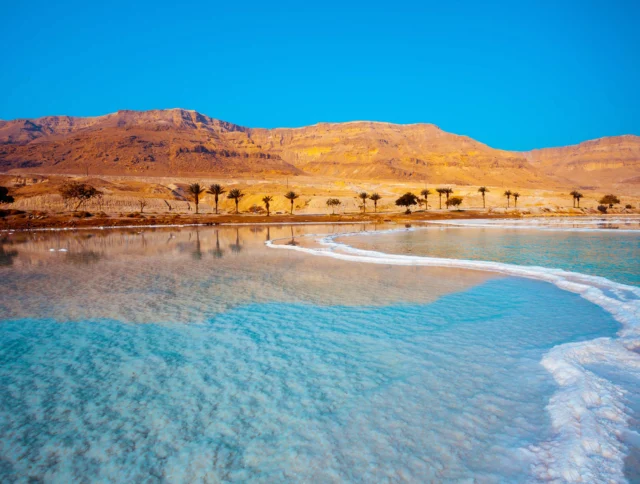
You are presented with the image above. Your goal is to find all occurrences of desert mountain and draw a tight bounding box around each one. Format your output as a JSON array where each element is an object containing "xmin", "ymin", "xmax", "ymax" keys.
[
  {"xmin": 0, "ymin": 109, "xmax": 638, "ymax": 191},
  {"xmin": 525, "ymin": 135, "xmax": 640, "ymax": 191}
]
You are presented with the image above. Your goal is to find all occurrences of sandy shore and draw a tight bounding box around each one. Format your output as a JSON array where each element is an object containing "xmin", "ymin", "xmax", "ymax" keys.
[{"xmin": 0, "ymin": 209, "xmax": 536, "ymax": 231}]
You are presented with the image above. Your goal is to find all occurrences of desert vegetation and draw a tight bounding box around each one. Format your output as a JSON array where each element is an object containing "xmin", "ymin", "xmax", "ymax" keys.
[
  {"xmin": 0, "ymin": 187, "xmax": 14, "ymax": 204},
  {"xmin": 187, "ymin": 183, "xmax": 206, "ymax": 214},
  {"xmin": 227, "ymin": 189, "xmax": 244, "ymax": 214},
  {"xmin": 370, "ymin": 193, "xmax": 381, "ymax": 212},
  {"xmin": 599, "ymin": 194, "xmax": 620, "ymax": 209},
  {"xmin": 326, "ymin": 198, "xmax": 341, "ymax": 214},
  {"xmin": 207, "ymin": 184, "xmax": 225, "ymax": 214},
  {"xmin": 285, "ymin": 191, "xmax": 300, "ymax": 214},
  {"xmin": 59, "ymin": 182, "xmax": 103, "ymax": 211},
  {"xmin": 420, "ymin": 189, "xmax": 431, "ymax": 210},
  {"xmin": 395, "ymin": 192, "xmax": 419, "ymax": 213},
  {"xmin": 478, "ymin": 187, "xmax": 489, "ymax": 208},
  {"xmin": 570, "ymin": 190, "xmax": 584, "ymax": 208},
  {"xmin": 504, "ymin": 190, "xmax": 512, "ymax": 208},
  {"xmin": 2, "ymin": 172, "xmax": 638, "ymax": 231},
  {"xmin": 446, "ymin": 196, "xmax": 463, "ymax": 210},
  {"xmin": 358, "ymin": 192, "xmax": 369, "ymax": 213},
  {"xmin": 262, "ymin": 196, "xmax": 273, "ymax": 216}
]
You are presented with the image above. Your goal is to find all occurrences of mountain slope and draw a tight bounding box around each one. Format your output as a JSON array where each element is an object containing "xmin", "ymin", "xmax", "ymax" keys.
[
  {"xmin": 525, "ymin": 135, "xmax": 640, "ymax": 190},
  {"xmin": 1, "ymin": 109, "xmax": 638, "ymax": 190}
]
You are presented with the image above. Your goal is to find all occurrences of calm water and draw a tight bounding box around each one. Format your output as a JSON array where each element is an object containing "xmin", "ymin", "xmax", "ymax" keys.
[
  {"xmin": 342, "ymin": 223, "xmax": 640, "ymax": 286},
  {"xmin": 1, "ymin": 222, "xmax": 639, "ymax": 482}
]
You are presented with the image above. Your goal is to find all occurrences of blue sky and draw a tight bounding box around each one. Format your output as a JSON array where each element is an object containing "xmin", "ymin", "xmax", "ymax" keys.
[{"xmin": 2, "ymin": 0, "xmax": 638, "ymax": 150}]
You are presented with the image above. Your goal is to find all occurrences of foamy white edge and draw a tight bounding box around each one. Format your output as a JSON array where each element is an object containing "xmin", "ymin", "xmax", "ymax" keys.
[
  {"xmin": 426, "ymin": 217, "xmax": 640, "ymax": 233},
  {"xmin": 266, "ymin": 227, "xmax": 640, "ymax": 483}
]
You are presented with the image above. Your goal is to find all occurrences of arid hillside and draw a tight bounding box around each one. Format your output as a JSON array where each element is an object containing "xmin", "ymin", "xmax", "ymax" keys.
[
  {"xmin": 525, "ymin": 135, "xmax": 640, "ymax": 193},
  {"xmin": 1, "ymin": 109, "xmax": 638, "ymax": 192}
]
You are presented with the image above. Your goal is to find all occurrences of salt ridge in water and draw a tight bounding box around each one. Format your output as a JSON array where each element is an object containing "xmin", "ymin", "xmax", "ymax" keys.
[{"xmin": 267, "ymin": 225, "xmax": 640, "ymax": 482}]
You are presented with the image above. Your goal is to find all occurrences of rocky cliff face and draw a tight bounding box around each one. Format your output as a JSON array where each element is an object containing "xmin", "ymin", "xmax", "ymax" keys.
[
  {"xmin": 1, "ymin": 109, "xmax": 638, "ymax": 190},
  {"xmin": 525, "ymin": 135, "xmax": 640, "ymax": 190}
]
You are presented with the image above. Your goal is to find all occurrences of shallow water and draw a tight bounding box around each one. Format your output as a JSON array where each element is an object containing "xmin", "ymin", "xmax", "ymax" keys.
[
  {"xmin": 0, "ymin": 223, "xmax": 638, "ymax": 482},
  {"xmin": 343, "ymin": 223, "xmax": 639, "ymax": 286}
]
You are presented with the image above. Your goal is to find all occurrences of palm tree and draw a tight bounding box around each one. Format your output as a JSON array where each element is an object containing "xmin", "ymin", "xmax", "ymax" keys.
[
  {"xmin": 513, "ymin": 192, "xmax": 520, "ymax": 208},
  {"xmin": 478, "ymin": 186, "xmax": 489, "ymax": 208},
  {"xmin": 284, "ymin": 191, "xmax": 299, "ymax": 214},
  {"xmin": 569, "ymin": 190, "xmax": 578, "ymax": 208},
  {"xmin": 207, "ymin": 184, "xmax": 226, "ymax": 214},
  {"xmin": 575, "ymin": 192, "xmax": 583, "ymax": 208},
  {"xmin": 420, "ymin": 189, "xmax": 431, "ymax": 210},
  {"xmin": 262, "ymin": 195, "xmax": 273, "ymax": 216},
  {"xmin": 504, "ymin": 190, "xmax": 512, "ymax": 208},
  {"xmin": 443, "ymin": 188, "xmax": 454, "ymax": 205},
  {"xmin": 358, "ymin": 192, "xmax": 369, "ymax": 213},
  {"xmin": 227, "ymin": 188, "xmax": 244, "ymax": 214},
  {"xmin": 187, "ymin": 183, "xmax": 206, "ymax": 214},
  {"xmin": 369, "ymin": 193, "xmax": 381, "ymax": 212},
  {"xmin": 436, "ymin": 188, "xmax": 446, "ymax": 209}
]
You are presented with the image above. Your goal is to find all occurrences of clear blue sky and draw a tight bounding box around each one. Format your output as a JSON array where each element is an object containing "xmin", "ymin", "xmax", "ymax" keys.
[{"xmin": 2, "ymin": 0, "xmax": 638, "ymax": 150}]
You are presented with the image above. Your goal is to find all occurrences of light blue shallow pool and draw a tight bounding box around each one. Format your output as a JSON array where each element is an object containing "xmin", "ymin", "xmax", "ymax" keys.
[{"xmin": 0, "ymin": 222, "xmax": 638, "ymax": 482}]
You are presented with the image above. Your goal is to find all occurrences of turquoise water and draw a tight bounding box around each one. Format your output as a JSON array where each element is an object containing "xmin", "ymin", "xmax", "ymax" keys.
[
  {"xmin": 343, "ymin": 225, "xmax": 640, "ymax": 286},
  {"xmin": 1, "ymin": 223, "xmax": 639, "ymax": 482}
]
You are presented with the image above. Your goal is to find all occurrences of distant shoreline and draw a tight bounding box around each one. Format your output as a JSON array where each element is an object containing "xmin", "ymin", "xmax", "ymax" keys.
[{"xmin": 0, "ymin": 209, "xmax": 608, "ymax": 232}]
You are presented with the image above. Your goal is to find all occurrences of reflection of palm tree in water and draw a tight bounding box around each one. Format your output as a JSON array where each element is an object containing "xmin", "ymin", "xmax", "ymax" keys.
[
  {"xmin": 266, "ymin": 226, "xmax": 271, "ymax": 242},
  {"xmin": 286, "ymin": 226, "xmax": 299, "ymax": 246},
  {"xmin": 230, "ymin": 228, "xmax": 242, "ymax": 254},
  {"xmin": 0, "ymin": 244, "xmax": 19, "ymax": 266},
  {"xmin": 192, "ymin": 230, "xmax": 203, "ymax": 260},
  {"xmin": 210, "ymin": 230, "xmax": 224, "ymax": 259}
]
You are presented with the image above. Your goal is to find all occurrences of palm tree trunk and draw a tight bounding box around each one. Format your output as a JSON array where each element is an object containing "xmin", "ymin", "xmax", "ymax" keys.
[
  {"xmin": 235, "ymin": 200, "xmax": 239, "ymax": 214},
  {"xmin": 482, "ymin": 195, "xmax": 485, "ymax": 208},
  {"xmin": 290, "ymin": 200, "xmax": 293, "ymax": 214},
  {"xmin": 195, "ymin": 200, "xmax": 199, "ymax": 214},
  {"xmin": 439, "ymin": 195, "xmax": 442, "ymax": 209},
  {"xmin": 215, "ymin": 195, "xmax": 218, "ymax": 214}
]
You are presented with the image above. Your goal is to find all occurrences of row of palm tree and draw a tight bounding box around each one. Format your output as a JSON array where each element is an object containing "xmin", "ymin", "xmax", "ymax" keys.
[
  {"xmin": 187, "ymin": 182, "xmax": 532, "ymax": 215},
  {"xmin": 186, "ymin": 183, "xmax": 301, "ymax": 215},
  {"xmin": 503, "ymin": 190, "xmax": 520, "ymax": 208},
  {"xmin": 570, "ymin": 190, "xmax": 584, "ymax": 208},
  {"xmin": 357, "ymin": 192, "xmax": 382, "ymax": 213}
]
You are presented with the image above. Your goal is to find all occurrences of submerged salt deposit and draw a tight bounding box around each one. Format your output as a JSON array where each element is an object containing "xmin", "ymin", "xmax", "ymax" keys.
[
  {"xmin": 1, "ymin": 222, "xmax": 638, "ymax": 482},
  {"xmin": 267, "ymin": 220, "xmax": 640, "ymax": 482}
]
